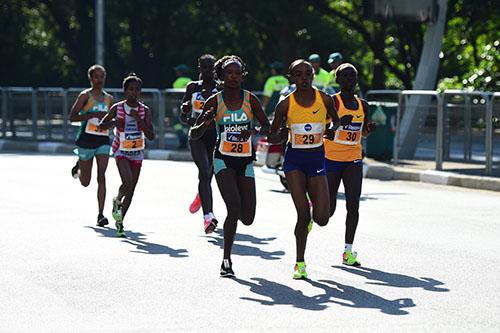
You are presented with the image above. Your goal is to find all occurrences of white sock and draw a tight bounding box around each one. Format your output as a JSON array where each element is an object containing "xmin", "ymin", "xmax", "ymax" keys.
[
  {"xmin": 208, "ymin": 212, "xmax": 216, "ymax": 220},
  {"xmin": 345, "ymin": 244, "xmax": 353, "ymax": 252},
  {"xmin": 204, "ymin": 214, "xmax": 211, "ymax": 220}
]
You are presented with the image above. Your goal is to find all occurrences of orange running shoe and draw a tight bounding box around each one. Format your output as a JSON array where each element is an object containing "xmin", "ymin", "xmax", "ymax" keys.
[{"xmin": 189, "ymin": 194, "xmax": 201, "ymax": 214}]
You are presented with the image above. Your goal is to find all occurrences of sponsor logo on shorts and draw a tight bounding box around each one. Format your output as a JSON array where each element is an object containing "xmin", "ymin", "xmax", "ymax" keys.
[{"xmin": 304, "ymin": 124, "xmax": 312, "ymax": 131}]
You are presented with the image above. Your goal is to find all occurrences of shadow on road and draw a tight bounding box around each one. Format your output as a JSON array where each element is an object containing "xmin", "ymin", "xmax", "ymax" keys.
[
  {"xmin": 86, "ymin": 226, "xmax": 189, "ymax": 257},
  {"xmin": 204, "ymin": 229, "xmax": 284, "ymax": 260},
  {"xmin": 334, "ymin": 266, "xmax": 449, "ymax": 292},
  {"xmin": 233, "ymin": 277, "xmax": 415, "ymax": 314}
]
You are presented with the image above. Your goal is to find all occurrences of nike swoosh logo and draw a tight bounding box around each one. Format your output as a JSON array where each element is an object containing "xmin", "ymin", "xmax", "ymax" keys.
[
  {"xmin": 312, "ymin": 109, "xmax": 320, "ymax": 114},
  {"xmin": 316, "ymin": 169, "xmax": 324, "ymax": 173}
]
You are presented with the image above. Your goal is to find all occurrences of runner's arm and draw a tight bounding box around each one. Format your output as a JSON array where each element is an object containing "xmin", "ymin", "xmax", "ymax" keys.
[
  {"xmin": 69, "ymin": 92, "xmax": 95, "ymax": 122},
  {"xmin": 361, "ymin": 99, "xmax": 376, "ymax": 137},
  {"xmin": 190, "ymin": 96, "xmax": 216, "ymax": 140},
  {"xmin": 267, "ymin": 97, "xmax": 289, "ymax": 144},
  {"xmin": 98, "ymin": 103, "xmax": 118, "ymax": 130}
]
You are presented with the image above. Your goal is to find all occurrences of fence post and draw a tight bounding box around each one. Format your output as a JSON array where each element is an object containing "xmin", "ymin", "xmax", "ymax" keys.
[
  {"xmin": 393, "ymin": 93, "xmax": 404, "ymax": 164},
  {"xmin": 1, "ymin": 88, "xmax": 7, "ymax": 137},
  {"xmin": 32, "ymin": 89, "xmax": 37, "ymax": 140},
  {"xmin": 485, "ymin": 95, "xmax": 493, "ymax": 176},
  {"xmin": 63, "ymin": 89, "xmax": 69, "ymax": 143},
  {"xmin": 158, "ymin": 91, "xmax": 166, "ymax": 149},
  {"xmin": 436, "ymin": 93, "xmax": 444, "ymax": 170},
  {"xmin": 464, "ymin": 94, "xmax": 472, "ymax": 160}
]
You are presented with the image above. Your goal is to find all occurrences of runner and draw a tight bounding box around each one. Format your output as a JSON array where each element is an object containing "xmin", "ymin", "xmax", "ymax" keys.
[
  {"xmin": 98, "ymin": 73, "xmax": 155, "ymax": 237},
  {"xmin": 269, "ymin": 59, "xmax": 345, "ymax": 279},
  {"xmin": 191, "ymin": 55, "xmax": 270, "ymax": 277},
  {"xmin": 69, "ymin": 64, "xmax": 113, "ymax": 227},
  {"xmin": 324, "ymin": 63, "xmax": 376, "ymax": 266},
  {"xmin": 179, "ymin": 54, "xmax": 220, "ymax": 233}
]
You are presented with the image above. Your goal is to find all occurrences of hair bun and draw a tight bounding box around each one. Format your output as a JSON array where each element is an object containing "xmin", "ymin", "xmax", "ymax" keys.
[{"xmin": 128, "ymin": 72, "xmax": 137, "ymax": 77}]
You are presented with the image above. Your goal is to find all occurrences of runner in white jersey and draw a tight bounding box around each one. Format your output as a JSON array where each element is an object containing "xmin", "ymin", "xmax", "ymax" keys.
[{"xmin": 98, "ymin": 73, "xmax": 155, "ymax": 237}]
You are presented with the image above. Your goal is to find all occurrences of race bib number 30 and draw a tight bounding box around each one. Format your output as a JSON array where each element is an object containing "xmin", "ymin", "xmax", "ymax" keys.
[
  {"xmin": 119, "ymin": 132, "xmax": 145, "ymax": 151},
  {"xmin": 219, "ymin": 132, "xmax": 252, "ymax": 157},
  {"xmin": 334, "ymin": 122, "xmax": 363, "ymax": 145},
  {"xmin": 290, "ymin": 123, "xmax": 323, "ymax": 149},
  {"xmin": 85, "ymin": 117, "xmax": 109, "ymax": 136}
]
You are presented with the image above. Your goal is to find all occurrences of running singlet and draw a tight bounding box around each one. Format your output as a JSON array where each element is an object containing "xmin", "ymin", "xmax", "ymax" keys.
[
  {"xmin": 324, "ymin": 93, "xmax": 364, "ymax": 161},
  {"xmin": 111, "ymin": 101, "xmax": 146, "ymax": 160},
  {"xmin": 75, "ymin": 90, "xmax": 112, "ymax": 148},
  {"xmin": 191, "ymin": 83, "xmax": 218, "ymax": 120},
  {"xmin": 214, "ymin": 90, "xmax": 254, "ymax": 160},
  {"xmin": 286, "ymin": 88, "xmax": 327, "ymax": 149}
]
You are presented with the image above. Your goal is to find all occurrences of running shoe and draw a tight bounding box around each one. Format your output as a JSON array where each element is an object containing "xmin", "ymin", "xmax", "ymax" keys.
[
  {"xmin": 71, "ymin": 161, "xmax": 80, "ymax": 179},
  {"xmin": 293, "ymin": 262, "xmax": 308, "ymax": 280},
  {"xmin": 220, "ymin": 259, "xmax": 234, "ymax": 278},
  {"xmin": 189, "ymin": 194, "xmax": 201, "ymax": 214},
  {"xmin": 115, "ymin": 221, "xmax": 125, "ymax": 237},
  {"xmin": 204, "ymin": 217, "xmax": 218, "ymax": 234},
  {"xmin": 97, "ymin": 214, "xmax": 109, "ymax": 227},
  {"xmin": 342, "ymin": 250, "xmax": 361, "ymax": 267},
  {"xmin": 112, "ymin": 197, "xmax": 123, "ymax": 222},
  {"xmin": 308, "ymin": 219, "xmax": 313, "ymax": 233}
]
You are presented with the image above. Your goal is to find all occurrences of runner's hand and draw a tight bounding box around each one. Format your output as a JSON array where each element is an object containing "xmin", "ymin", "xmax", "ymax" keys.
[
  {"xmin": 130, "ymin": 109, "xmax": 141, "ymax": 122},
  {"xmin": 340, "ymin": 114, "xmax": 353, "ymax": 126},
  {"xmin": 181, "ymin": 101, "xmax": 192, "ymax": 115},
  {"xmin": 200, "ymin": 107, "xmax": 215, "ymax": 125},
  {"xmin": 324, "ymin": 127, "xmax": 335, "ymax": 140},
  {"xmin": 366, "ymin": 121, "xmax": 377, "ymax": 133}
]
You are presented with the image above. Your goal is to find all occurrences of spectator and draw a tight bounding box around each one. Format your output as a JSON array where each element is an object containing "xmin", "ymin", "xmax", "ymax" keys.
[
  {"xmin": 262, "ymin": 61, "xmax": 289, "ymax": 115},
  {"xmin": 327, "ymin": 52, "xmax": 344, "ymax": 93},
  {"xmin": 308, "ymin": 53, "xmax": 330, "ymax": 92},
  {"xmin": 172, "ymin": 64, "xmax": 192, "ymax": 89}
]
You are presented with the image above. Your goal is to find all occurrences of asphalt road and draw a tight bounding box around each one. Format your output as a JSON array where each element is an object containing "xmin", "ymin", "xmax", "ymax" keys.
[{"xmin": 1, "ymin": 153, "xmax": 499, "ymax": 332}]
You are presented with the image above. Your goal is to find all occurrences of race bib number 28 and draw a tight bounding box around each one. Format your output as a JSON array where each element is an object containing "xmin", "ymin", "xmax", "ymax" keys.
[{"xmin": 219, "ymin": 132, "xmax": 252, "ymax": 157}]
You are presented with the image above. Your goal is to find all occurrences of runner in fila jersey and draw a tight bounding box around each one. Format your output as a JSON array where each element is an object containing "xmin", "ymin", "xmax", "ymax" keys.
[
  {"xmin": 191, "ymin": 55, "xmax": 270, "ymax": 277},
  {"xmin": 179, "ymin": 54, "xmax": 220, "ymax": 233},
  {"xmin": 324, "ymin": 63, "xmax": 376, "ymax": 266},
  {"xmin": 69, "ymin": 64, "xmax": 114, "ymax": 227},
  {"xmin": 269, "ymin": 59, "xmax": 340, "ymax": 280},
  {"xmin": 99, "ymin": 74, "xmax": 155, "ymax": 237}
]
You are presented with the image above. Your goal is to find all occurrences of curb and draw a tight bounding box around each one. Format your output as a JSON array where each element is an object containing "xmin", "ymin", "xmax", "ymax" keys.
[
  {"xmin": 363, "ymin": 158, "xmax": 500, "ymax": 192},
  {"xmin": 0, "ymin": 139, "xmax": 192, "ymax": 162}
]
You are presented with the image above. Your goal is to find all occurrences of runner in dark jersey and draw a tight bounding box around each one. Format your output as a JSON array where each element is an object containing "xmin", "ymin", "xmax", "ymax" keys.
[{"xmin": 179, "ymin": 54, "xmax": 220, "ymax": 234}]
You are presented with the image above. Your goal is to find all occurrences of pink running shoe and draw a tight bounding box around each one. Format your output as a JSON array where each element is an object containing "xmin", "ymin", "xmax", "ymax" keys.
[
  {"xmin": 204, "ymin": 217, "xmax": 218, "ymax": 234},
  {"xmin": 189, "ymin": 194, "xmax": 201, "ymax": 214}
]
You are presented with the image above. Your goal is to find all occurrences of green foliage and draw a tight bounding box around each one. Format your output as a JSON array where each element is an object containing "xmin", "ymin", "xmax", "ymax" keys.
[{"xmin": 0, "ymin": 0, "xmax": 498, "ymax": 94}]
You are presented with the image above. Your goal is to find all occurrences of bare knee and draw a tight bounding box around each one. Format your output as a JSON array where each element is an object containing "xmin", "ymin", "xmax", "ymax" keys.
[
  {"xmin": 240, "ymin": 216, "xmax": 254, "ymax": 226},
  {"xmin": 80, "ymin": 177, "xmax": 91, "ymax": 187},
  {"xmin": 314, "ymin": 214, "xmax": 329, "ymax": 227}
]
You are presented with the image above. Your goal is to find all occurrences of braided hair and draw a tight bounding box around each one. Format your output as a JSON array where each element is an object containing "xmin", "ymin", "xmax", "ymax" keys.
[
  {"xmin": 214, "ymin": 55, "xmax": 248, "ymax": 82},
  {"xmin": 122, "ymin": 73, "xmax": 143, "ymax": 90}
]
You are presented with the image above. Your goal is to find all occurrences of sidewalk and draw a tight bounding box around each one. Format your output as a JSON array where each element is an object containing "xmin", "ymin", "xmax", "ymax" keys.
[
  {"xmin": 1, "ymin": 139, "xmax": 499, "ymax": 192},
  {"xmin": 363, "ymin": 158, "xmax": 500, "ymax": 192}
]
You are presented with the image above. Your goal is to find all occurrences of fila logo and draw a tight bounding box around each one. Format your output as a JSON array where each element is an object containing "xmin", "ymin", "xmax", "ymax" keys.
[{"xmin": 223, "ymin": 112, "xmax": 248, "ymax": 122}]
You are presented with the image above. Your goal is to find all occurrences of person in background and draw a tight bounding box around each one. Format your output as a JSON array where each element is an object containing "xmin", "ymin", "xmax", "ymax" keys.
[
  {"xmin": 327, "ymin": 52, "xmax": 344, "ymax": 93},
  {"xmin": 261, "ymin": 61, "xmax": 289, "ymax": 115},
  {"xmin": 172, "ymin": 64, "xmax": 192, "ymax": 89},
  {"xmin": 172, "ymin": 64, "xmax": 193, "ymax": 149},
  {"xmin": 308, "ymin": 54, "xmax": 331, "ymax": 92}
]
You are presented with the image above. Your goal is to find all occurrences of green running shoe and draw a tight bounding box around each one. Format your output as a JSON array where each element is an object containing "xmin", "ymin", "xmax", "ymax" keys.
[
  {"xmin": 293, "ymin": 262, "xmax": 308, "ymax": 280},
  {"xmin": 112, "ymin": 197, "xmax": 123, "ymax": 222},
  {"xmin": 308, "ymin": 219, "xmax": 313, "ymax": 233},
  {"xmin": 343, "ymin": 250, "xmax": 361, "ymax": 267},
  {"xmin": 115, "ymin": 221, "xmax": 125, "ymax": 238}
]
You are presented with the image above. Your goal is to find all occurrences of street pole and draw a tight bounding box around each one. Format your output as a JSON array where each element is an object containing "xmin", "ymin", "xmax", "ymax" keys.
[{"xmin": 95, "ymin": 0, "xmax": 104, "ymax": 65}]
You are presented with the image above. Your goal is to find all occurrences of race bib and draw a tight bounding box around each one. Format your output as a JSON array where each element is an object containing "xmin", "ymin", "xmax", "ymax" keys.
[
  {"xmin": 85, "ymin": 117, "xmax": 109, "ymax": 136},
  {"xmin": 334, "ymin": 122, "xmax": 363, "ymax": 145},
  {"xmin": 219, "ymin": 132, "xmax": 252, "ymax": 157},
  {"xmin": 290, "ymin": 122, "xmax": 323, "ymax": 148},
  {"xmin": 119, "ymin": 131, "xmax": 145, "ymax": 151},
  {"xmin": 191, "ymin": 98, "xmax": 204, "ymax": 119}
]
